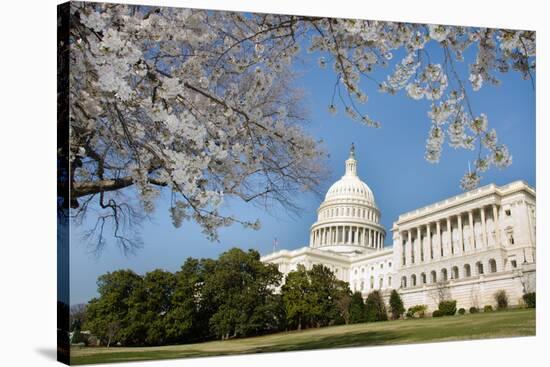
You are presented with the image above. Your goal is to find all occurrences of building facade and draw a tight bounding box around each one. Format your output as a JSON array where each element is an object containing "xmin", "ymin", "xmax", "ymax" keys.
[{"xmin": 261, "ymin": 145, "xmax": 536, "ymax": 310}]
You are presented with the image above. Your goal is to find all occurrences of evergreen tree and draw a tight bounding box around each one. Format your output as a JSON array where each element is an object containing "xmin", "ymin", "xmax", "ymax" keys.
[
  {"xmin": 389, "ymin": 289, "xmax": 405, "ymax": 320},
  {"xmin": 365, "ymin": 290, "xmax": 388, "ymax": 322},
  {"xmin": 349, "ymin": 292, "xmax": 367, "ymax": 323}
]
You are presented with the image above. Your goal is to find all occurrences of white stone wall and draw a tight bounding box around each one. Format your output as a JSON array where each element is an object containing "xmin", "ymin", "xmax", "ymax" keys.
[{"xmin": 261, "ymin": 180, "xmax": 536, "ymax": 311}]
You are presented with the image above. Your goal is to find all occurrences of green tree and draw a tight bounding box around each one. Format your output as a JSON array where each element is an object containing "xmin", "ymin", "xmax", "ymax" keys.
[
  {"xmin": 389, "ymin": 289, "xmax": 405, "ymax": 320},
  {"xmin": 365, "ymin": 290, "xmax": 388, "ymax": 322},
  {"xmin": 334, "ymin": 281, "xmax": 353, "ymax": 325},
  {"xmin": 349, "ymin": 292, "xmax": 367, "ymax": 323},
  {"xmin": 308, "ymin": 265, "xmax": 344, "ymax": 327},
  {"xmin": 84, "ymin": 270, "xmax": 142, "ymax": 347},
  {"xmin": 126, "ymin": 269, "xmax": 176, "ymax": 345},
  {"xmin": 281, "ymin": 265, "xmax": 311, "ymax": 330},
  {"xmin": 164, "ymin": 258, "xmax": 208, "ymax": 343},
  {"xmin": 202, "ymin": 248, "xmax": 282, "ymax": 339},
  {"xmin": 282, "ymin": 264, "xmax": 351, "ymax": 330}
]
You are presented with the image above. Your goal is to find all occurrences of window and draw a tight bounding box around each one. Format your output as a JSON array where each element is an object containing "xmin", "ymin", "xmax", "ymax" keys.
[
  {"xmin": 511, "ymin": 260, "xmax": 517, "ymax": 268},
  {"xmin": 452, "ymin": 266, "xmax": 459, "ymax": 279},
  {"xmin": 379, "ymin": 278, "xmax": 383, "ymax": 289},
  {"xmin": 489, "ymin": 259, "xmax": 497, "ymax": 273},
  {"xmin": 401, "ymin": 276, "xmax": 407, "ymax": 288},
  {"xmin": 505, "ymin": 209, "xmax": 511, "ymax": 216},
  {"xmin": 431, "ymin": 270, "xmax": 437, "ymax": 283},
  {"xmin": 380, "ymin": 263, "xmax": 384, "ymax": 269},
  {"xmin": 476, "ymin": 261, "xmax": 484, "ymax": 275},
  {"xmin": 411, "ymin": 274, "xmax": 417, "ymax": 287},
  {"xmin": 421, "ymin": 273, "xmax": 426, "ymax": 284},
  {"xmin": 441, "ymin": 268, "xmax": 448, "ymax": 281},
  {"xmin": 388, "ymin": 262, "xmax": 392, "ymax": 267},
  {"xmin": 464, "ymin": 264, "xmax": 471, "ymax": 277},
  {"xmin": 354, "ymin": 269, "xmax": 358, "ymax": 275},
  {"xmin": 388, "ymin": 276, "xmax": 392, "ymax": 287},
  {"xmin": 370, "ymin": 276, "xmax": 374, "ymax": 289}
]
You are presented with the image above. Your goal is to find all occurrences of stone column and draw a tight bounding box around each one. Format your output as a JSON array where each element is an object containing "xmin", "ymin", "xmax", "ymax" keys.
[
  {"xmin": 314, "ymin": 230, "xmax": 318, "ymax": 246},
  {"xmin": 436, "ymin": 220, "xmax": 442, "ymax": 258},
  {"xmin": 426, "ymin": 223, "xmax": 432, "ymax": 261},
  {"xmin": 447, "ymin": 217, "xmax": 453, "ymax": 255},
  {"xmin": 457, "ymin": 214, "xmax": 464, "ymax": 254},
  {"xmin": 480, "ymin": 206, "xmax": 487, "ymax": 248},
  {"xmin": 407, "ymin": 229, "xmax": 413, "ymax": 264},
  {"xmin": 370, "ymin": 230, "xmax": 374, "ymax": 248},
  {"xmin": 493, "ymin": 204, "xmax": 500, "ymax": 247},
  {"xmin": 416, "ymin": 227, "xmax": 423, "ymax": 262},
  {"xmin": 469, "ymin": 210, "xmax": 475, "ymax": 250},
  {"xmin": 405, "ymin": 229, "xmax": 412, "ymax": 265}
]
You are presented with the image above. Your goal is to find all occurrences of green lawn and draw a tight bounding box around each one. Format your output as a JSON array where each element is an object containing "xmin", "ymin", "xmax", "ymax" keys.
[{"xmin": 71, "ymin": 308, "xmax": 535, "ymax": 365}]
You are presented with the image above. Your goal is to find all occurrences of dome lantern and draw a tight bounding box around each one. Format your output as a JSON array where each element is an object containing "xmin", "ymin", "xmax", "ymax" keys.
[{"xmin": 345, "ymin": 143, "xmax": 358, "ymax": 177}]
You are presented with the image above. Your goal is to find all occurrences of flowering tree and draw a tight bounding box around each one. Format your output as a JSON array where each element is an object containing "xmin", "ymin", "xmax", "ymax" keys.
[{"xmin": 59, "ymin": 2, "xmax": 535, "ymax": 250}]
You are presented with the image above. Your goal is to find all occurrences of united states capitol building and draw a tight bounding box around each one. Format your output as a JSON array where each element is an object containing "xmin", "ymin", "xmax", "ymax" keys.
[{"xmin": 261, "ymin": 145, "xmax": 536, "ymax": 310}]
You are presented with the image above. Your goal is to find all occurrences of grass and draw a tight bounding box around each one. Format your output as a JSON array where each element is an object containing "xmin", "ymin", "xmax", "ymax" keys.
[{"xmin": 71, "ymin": 308, "xmax": 535, "ymax": 365}]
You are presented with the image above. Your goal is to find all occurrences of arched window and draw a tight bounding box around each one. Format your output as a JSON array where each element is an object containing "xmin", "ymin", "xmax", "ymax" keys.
[
  {"xmin": 411, "ymin": 274, "xmax": 417, "ymax": 287},
  {"xmin": 388, "ymin": 276, "xmax": 392, "ymax": 287},
  {"xmin": 441, "ymin": 268, "xmax": 448, "ymax": 281},
  {"xmin": 452, "ymin": 266, "xmax": 459, "ymax": 279},
  {"xmin": 489, "ymin": 259, "xmax": 497, "ymax": 273},
  {"xmin": 431, "ymin": 270, "xmax": 437, "ymax": 283},
  {"xmin": 476, "ymin": 261, "xmax": 484, "ymax": 275},
  {"xmin": 370, "ymin": 276, "xmax": 374, "ymax": 289},
  {"xmin": 361, "ymin": 281, "xmax": 365, "ymax": 290},
  {"xmin": 421, "ymin": 272, "xmax": 427, "ymax": 284},
  {"xmin": 379, "ymin": 277, "xmax": 383, "ymax": 289},
  {"xmin": 401, "ymin": 276, "xmax": 407, "ymax": 288},
  {"xmin": 464, "ymin": 264, "xmax": 471, "ymax": 277}
]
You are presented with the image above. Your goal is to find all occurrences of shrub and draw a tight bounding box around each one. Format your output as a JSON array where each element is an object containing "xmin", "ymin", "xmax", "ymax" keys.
[
  {"xmin": 458, "ymin": 308, "xmax": 466, "ymax": 315},
  {"xmin": 432, "ymin": 310, "xmax": 443, "ymax": 318},
  {"xmin": 494, "ymin": 290, "xmax": 509, "ymax": 310},
  {"xmin": 406, "ymin": 304, "xmax": 428, "ymax": 319},
  {"xmin": 438, "ymin": 300, "xmax": 457, "ymax": 316},
  {"xmin": 469, "ymin": 306, "xmax": 479, "ymax": 314},
  {"xmin": 484, "ymin": 305, "xmax": 493, "ymax": 312},
  {"xmin": 389, "ymin": 290, "xmax": 405, "ymax": 320},
  {"xmin": 523, "ymin": 292, "xmax": 536, "ymax": 308}
]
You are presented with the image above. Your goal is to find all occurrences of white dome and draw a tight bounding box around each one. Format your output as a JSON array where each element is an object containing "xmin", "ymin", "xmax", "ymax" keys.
[
  {"xmin": 309, "ymin": 144, "xmax": 385, "ymax": 255},
  {"xmin": 324, "ymin": 143, "xmax": 376, "ymax": 206},
  {"xmin": 325, "ymin": 176, "xmax": 376, "ymax": 205}
]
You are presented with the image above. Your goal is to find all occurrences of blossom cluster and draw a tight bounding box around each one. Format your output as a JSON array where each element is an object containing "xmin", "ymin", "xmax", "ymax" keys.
[{"xmin": 67, "ymin": 3, "xmax": 533, "ymax": 246}]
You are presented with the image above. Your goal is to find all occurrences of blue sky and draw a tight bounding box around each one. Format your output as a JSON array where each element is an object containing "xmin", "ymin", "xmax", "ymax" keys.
[{"xmin": 70, "ymin": 32, "xmax": 535, "ymax": 305}]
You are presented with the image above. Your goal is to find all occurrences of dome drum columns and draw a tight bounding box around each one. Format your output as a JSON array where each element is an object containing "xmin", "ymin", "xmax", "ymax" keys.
[{"xmin": 310, "ymin": 225, "xmax": 385, "ymax": 250}]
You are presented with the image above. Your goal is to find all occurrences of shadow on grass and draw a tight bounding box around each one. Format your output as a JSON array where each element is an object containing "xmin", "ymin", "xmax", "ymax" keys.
[
  {"xmin": 71, "ymin": 309, "xmax": 536, "ymax": 365},
  {"xmin": 71, "ymin": 331, "xmax": 399, "ymax": 365}
]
